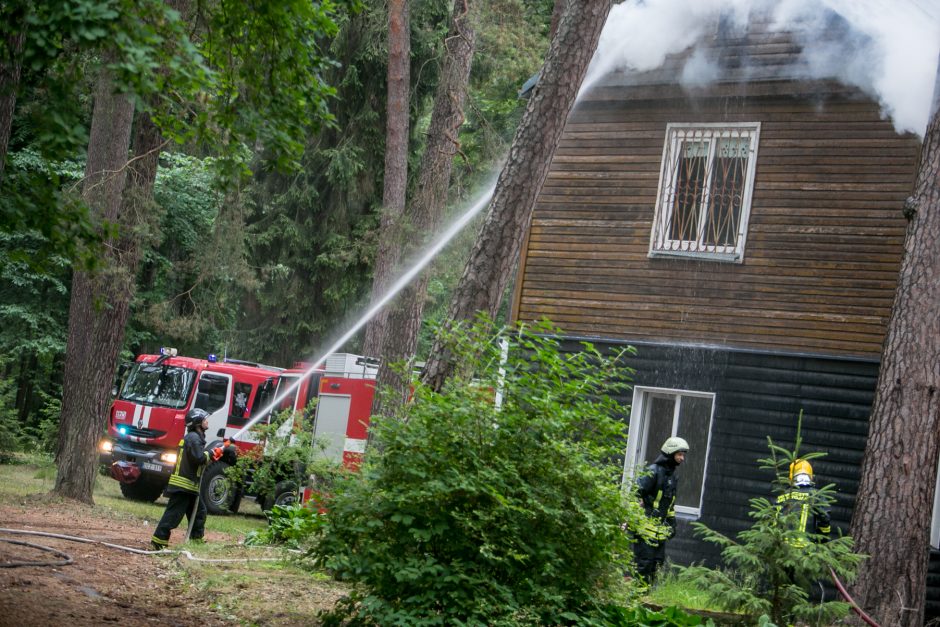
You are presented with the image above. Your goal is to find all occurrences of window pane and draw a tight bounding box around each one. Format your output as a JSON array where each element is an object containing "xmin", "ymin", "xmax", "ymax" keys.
[
  {"xmin": 228, "ymin": 382, "xmax": 253, "ymax": 427},
  {"xmin": 669, "ymin": 140, "xmax": 708, "ymax": 241},
  {"xmin": 643, "ymin": 395, "xmax": 675, "ymax": 465},
  {"xmin": 704, "ymin": 137, "xmax": 748, "ymax": 246},
  {"xmin": 675, "ymin": 395, "xmax": 712, "ymax": 509},
  {"xmin": 194, "ymin": 375, "xmax": 229, "ymax": 414}
]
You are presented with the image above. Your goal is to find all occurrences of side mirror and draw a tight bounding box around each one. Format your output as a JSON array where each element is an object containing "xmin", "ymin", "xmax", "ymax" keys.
[{"xmin": 217, "ymin": 428, "xmax": 226, "ymax": 438}]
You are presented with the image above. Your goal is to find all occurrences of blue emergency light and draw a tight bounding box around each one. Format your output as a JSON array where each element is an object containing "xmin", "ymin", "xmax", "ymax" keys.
[
  {"xmin": 118, "ymin": 426, "xmax": 129, "ymax": 436},
  {"xmin": 208, "ymin": 354, "xmax": 218, "ymax": 363}
]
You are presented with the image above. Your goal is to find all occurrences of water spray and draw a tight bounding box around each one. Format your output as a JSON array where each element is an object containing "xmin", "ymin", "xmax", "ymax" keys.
[{"xmin": 230, "ymin": 182, "xmax": 497, "ymax": 441}]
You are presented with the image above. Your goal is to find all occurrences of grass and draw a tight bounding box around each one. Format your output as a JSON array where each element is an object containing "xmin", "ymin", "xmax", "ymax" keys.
[
  {"xmin": 0, "ymin": 453, "xmax": 348, "ymax": 622},
  {"xmin": 0, "ymin": 453, "xmax": 267, "ymax": 540},
  {"xmin": 646, "ymin": 566, "xmax": 719, "ymax": 612}
]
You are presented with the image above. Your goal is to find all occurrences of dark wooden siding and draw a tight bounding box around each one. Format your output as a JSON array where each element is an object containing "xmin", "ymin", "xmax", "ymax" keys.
[
  {"xmin": 515, "ymin": 87, "xmax": 921, "ymax": 359},
  {"xmin": 566, "ymin": 338, "xmax": 874, "ymax": 562}
]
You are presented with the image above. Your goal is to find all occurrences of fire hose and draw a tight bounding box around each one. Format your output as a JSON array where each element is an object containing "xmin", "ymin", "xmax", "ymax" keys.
[
  {"xmin": 829, "ymin": 566, "xmax": 881, "ymax": 627},
  {"xmin": 0, "ymin": 527, "xmax": 285, "ymax": 567}
]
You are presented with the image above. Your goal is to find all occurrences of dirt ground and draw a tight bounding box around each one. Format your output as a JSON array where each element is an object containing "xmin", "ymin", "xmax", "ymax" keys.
[
  {"xmin": 0, "ymin": 494, "xmax": 232, "ymax": 626},
  {"xmin": 0, "ymin": 493, "xmax": 345, "ymax": 626}
]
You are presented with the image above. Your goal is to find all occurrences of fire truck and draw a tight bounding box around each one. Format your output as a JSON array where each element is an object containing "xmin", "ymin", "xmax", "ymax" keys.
[{"xmin": 99, "ymin": 348, "xmax": 377, "ymax": 514}]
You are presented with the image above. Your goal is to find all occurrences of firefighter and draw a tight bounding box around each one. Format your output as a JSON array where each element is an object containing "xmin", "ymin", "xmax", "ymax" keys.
[
  {"xmin": 777, "ymin": 459, "xmax": 831, "ymax": 547},
  {"xmin": 150, "ymin": 408, "xmax": 225, "ymax": 550},
  {"xmin": 633, "ymin": 436, "xmax": 689, "ymax": 583}
]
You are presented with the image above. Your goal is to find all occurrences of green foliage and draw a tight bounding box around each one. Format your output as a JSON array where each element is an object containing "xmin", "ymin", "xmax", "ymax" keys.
[
  {"xmin": 245, "ymin": 503, "xmax": 326, "ymax": 548},
  {"xmin": 128, "ymin": 152, "xmax": 236, "ymax": 355},
  {"xmin": 647, "ymin": 568, "xmax": 724, "ymax": 614},
  {"xmin": 225, "ymin": 406, "xmax": 343, "ymax": 509},
  {"xmin": 190, "ymin": 0, "xmax": 359, "ymax": 177},
  {"xmin": 597, "ymin": 604, "xmax": 711, "ymax": 627},
  {"xmin": 0, "ymin": 229, "xmax": 71, "ymax": 452},
  {"xmin": 676, "ymin": 432, "xmax": 864, "ymax": 627},
  {"xmin": 311, "ymin": 318, "xmax": 645, "ymax": 625}
]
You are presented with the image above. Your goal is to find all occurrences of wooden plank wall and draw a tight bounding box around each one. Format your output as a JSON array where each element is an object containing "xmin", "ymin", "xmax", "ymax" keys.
[
  {"xmin": 515, "ymin": 86, "xmax": 921, "ymax": 358},
  {"xmin": 576, "ymin": 337, "xmax": 877, "ymax": 569}
]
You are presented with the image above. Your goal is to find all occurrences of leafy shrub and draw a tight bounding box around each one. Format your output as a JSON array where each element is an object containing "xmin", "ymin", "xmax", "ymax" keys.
[
  {"xmin": 311, "ymin": 319, "xmax": 648, "ymax": 625},
  {"xmin": 225, "ymin": 404, "xmax": 342, "ymax": 508},
  {"xmin": 597, "ymin": 604, "xmax": 712, "ymax": 626},
  {"xmin": 246, "ymin": 503, "xmax": 325, "ymax": 548},
  {"xmin": 677, "ymin": 431, "xmax": 863, "ymax": 627}
]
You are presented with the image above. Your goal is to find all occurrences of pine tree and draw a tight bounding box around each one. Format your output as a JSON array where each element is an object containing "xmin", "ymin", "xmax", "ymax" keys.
[{"xmin": 678, "ymin": 434, "xmax": 863, "ymax": 626}]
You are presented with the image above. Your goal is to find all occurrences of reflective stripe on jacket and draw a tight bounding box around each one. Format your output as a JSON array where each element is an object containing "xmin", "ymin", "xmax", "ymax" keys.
[
  {"xmin": 166, "ymin": 430, "xmax": 210, "ymax": 494},
  {"xmin": 777, "ymin": 488, "xmax": 832, "ymax": 547}
]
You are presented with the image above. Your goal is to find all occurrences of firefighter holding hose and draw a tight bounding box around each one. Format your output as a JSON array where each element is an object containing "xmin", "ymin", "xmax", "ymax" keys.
[
  {"xmin": 150, "ymin": 408, "xmax": 227, "ymax": 550},
  {"xmin": 633, "ymin": 436, "xmax": 689, "ymax": 583}
]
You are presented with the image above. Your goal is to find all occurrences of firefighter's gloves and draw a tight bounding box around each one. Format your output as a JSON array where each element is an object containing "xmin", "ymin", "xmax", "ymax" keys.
[
  {"xmin": 211, "ymin": 447, "xmax": 225, "ymax": 462},
  {"xmin": 221, "ymin": 445, "xmax": 238, "ymax": 465}
]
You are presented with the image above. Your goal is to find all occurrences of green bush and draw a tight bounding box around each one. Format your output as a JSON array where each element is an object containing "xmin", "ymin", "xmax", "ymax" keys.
[
  {"xmin": 246, "ymin": 503, "xmax": 325, "ymax": 548},
  {"xmin": 310, "ymin": 319, "xmax": 648, "ymax": 625},
  {"xmin": 225, "ymin": 404, "xmax": 342, "ymax": 508},
  {"xmin": 677, "ymin": 431, "xmax": 864, "ymax": 627},
  {"xmin": 598, "ymin": 604, "xmax": 712, "ymax": 626}
]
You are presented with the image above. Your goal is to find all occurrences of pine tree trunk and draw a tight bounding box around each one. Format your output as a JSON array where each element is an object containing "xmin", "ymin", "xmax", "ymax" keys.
[
  {"xmin": 848, "ymin": 76, "xmax": 940, "ymax": 626},
  {"xmin": 362, "ymin": 0, "xmax": 411, "ymax": 357},
  {"xmin": 373, "ymin": 0, "xmax": 475, "ymax": 419},
  {"xmin": 0, "ymin": 27, "xmax": 25, "ymax": 181},
  {"xmin": 421, "ymin": 0, "xmax": 611, "ymax": 391},
  {"xmin": 53, "ymin": 90, "xmax": 165, "ymax": 502}
]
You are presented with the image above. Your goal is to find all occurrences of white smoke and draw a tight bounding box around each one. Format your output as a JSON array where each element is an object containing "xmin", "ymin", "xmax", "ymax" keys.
[{"xmin": 582, "ymin": 0, "xmax": 940, "ymax": 137}]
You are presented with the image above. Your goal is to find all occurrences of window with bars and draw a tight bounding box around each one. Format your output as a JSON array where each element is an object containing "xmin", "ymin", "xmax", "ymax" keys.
[
  {"xmin": 650, "ymin": 123, "xmax": 760, "ymax": 261},
  {"xmin": 621, "ymin": 387, "xmax": 715, "ymax": 517}
]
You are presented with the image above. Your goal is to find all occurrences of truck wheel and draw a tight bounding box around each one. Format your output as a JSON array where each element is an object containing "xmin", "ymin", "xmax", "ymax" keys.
[
  {"xmin": 201, "ymin": 461, "xmax": 237, "ymax": 515},
  {"xmin": 119, "ymin": 479, "xmax": 164, "ymax": 502},
  {"xmin": 261, "ymin": 480, "xmax": 298, "ymax": 512}
]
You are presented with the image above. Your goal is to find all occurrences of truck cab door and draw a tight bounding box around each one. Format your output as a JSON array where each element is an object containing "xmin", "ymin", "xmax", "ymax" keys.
[{"xmin": 191, "ymin": 372, "xmax": 232, "ymax": 440}]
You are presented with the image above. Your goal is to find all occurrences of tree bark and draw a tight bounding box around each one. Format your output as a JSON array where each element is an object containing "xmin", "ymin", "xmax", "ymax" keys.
[
  {"xmin": 372, "ymin": 0, "xmax": 475, "ymax": 418},
  {"xmin": 0, "ymin": 26, "xmax": 26, "ymax": 181},
  {"xmin": 848, "ymin": 71, "xmax": 940, "ymax": 626},
  {"xmin": 53, "ymin": 89, "xmax": 166, "ymax": 502},
  {"xmin": 421, "ymin": 0, "xmax": 611, "ymax": 391},
  {"xmin": 362, "ymin": 0, "xmax": 411, "ymax": 358},
  {"xmin": 549, "ymin": 0, "xmax": 566, "ymax": 39}
]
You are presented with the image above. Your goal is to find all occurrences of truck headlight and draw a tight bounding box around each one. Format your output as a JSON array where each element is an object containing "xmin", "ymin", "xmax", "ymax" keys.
[
  {"xmin": 159, "ymin": 452, "xmax": 178, "ymax": 465},
  {"xmin": 100, "ymin": 440, "xmax": 113, "ymax": 453}
]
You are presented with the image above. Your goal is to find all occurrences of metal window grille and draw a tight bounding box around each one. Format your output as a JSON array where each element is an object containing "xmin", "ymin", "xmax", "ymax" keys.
[{"xmin": 650, "ymin": 123, "xmax": 760, "ymax": 261}]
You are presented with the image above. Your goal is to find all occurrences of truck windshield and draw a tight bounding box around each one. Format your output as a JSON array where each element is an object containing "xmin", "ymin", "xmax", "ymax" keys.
[{"xmin": 119, "ymin": 363, "xmax": 197, "ymax": 409}]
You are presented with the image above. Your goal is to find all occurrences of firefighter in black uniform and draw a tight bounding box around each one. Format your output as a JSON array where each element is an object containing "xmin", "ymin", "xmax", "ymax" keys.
[
  {"xmin": 150, "ymin": 408, "xmax": 224, "ymax": 550},
  {"xmin": 633, "ymin": 436, "xmax": 689, "ymax": 583}
]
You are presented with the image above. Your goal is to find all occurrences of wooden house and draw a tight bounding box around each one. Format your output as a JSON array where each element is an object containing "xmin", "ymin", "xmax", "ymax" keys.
[{"xmin": 510, "ymin": 13, "xmax": 938, "ymax": 618}]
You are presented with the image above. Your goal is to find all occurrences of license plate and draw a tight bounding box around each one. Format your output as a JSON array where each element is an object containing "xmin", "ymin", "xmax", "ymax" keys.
[{"xmin": 142, "ymin": 462, "xmax": 163, "ymax": 472}]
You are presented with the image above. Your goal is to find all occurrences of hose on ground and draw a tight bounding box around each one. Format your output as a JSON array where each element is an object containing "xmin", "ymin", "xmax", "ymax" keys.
[
  {"xmin": 0, "ymin": 537, "xmax": 73, "ymax": 568},
  {"xmin": 0, "ymin": 527, "xmax": 283, "ymax": 564}
]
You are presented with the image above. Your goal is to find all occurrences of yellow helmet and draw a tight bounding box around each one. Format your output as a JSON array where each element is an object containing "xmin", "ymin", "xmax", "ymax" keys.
[{"xmin": 789, "ymin": 459, "xmax": 814, "ymax": 487}]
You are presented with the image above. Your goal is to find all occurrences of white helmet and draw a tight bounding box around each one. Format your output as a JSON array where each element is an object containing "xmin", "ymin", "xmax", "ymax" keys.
[{"xmin": 661, "ymin": 436, "xmax": 690, "ymax": 455}]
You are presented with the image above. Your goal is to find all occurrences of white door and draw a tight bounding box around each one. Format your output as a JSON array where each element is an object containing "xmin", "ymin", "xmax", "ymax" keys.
[{"xmin": 313, "ymin": 394, "xmax": 351, "ymax": 463}]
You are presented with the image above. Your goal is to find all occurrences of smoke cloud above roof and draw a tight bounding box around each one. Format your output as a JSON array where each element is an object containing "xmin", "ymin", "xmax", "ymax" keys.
[{"xmin": 582, "ymin": 0, "xmax": 940, "ymax": 137}]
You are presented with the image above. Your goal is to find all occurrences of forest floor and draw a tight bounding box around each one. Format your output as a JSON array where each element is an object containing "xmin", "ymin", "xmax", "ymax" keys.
[{"xmin": 0, "ymin": 459, "xmax": 346, "ymax": 626}]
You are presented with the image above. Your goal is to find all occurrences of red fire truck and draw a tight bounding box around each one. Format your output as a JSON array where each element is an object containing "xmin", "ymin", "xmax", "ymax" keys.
[
  {"xmin": 99, "ymin": 349, "xmax": 377, "ymax": 513},
  {"xmin": 99, "ymin": 348, "xmax": 283, "ymax": 503},
  {"xmin": 208, "ymin": 353, "xmax": 379, "ymax": 512}
]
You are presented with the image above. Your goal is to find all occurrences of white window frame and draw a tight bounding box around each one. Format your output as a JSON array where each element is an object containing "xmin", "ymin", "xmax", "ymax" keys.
[
  {"xmin": 622, "ymin": 386, "xmax": 715, "ymax": 518},
  {"xmin": 649, "ymin": 122, "xmax": 761, "ymax": 263}
]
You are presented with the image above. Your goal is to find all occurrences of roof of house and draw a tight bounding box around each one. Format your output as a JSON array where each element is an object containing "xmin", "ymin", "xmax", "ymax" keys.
[{"xmin": 580, "ymin": 9, "xmax": 868, "ymax": 100}]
